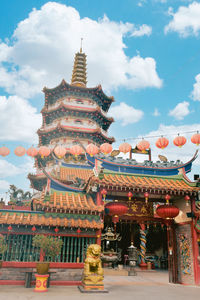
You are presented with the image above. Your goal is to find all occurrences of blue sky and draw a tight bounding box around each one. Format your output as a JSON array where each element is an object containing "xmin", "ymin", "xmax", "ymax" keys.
[{"xmin": 0, "ymin": 0, "xmax": 200, "ymax": 199}]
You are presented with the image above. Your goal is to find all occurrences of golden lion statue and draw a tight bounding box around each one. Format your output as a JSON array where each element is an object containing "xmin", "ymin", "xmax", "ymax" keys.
[{"xmin": 82, "ymin": 244, "xmax": 104, "ymax": 289}]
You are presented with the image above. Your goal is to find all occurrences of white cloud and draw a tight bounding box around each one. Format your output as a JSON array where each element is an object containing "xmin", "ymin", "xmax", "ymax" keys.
[
  {"xmin": 165, "ymin": 2, "xmax": 200, "ymax": 37},
  {"xmin": 0, "ymin": 159, "xmax": 21, "ymax": 178},
  {"xmin": 153, "ymin": 108, "xmax": 160, "ymax": 116},
  {"xmin": 0, "ymin": 157, "xmax": 35, "ymax": 179},
  {"xmin": 123, "ymin": 55, "xmax": 162, "ymax": 89},
  {"xmin": 0, "ymin": 2, "xmax": 162, "ymax": 97},
  {"xmin": 131, "ymin": 25, "xmax": 152, "ymax": 37},
  {"xmin": 0, "ymin": 180, "xmax": 10, "ymax": 191},
  {"xmin": 0, "ymin": 95, "xmax": 41, "ymax": 143},
  {"xmin": 109, "ymin": 102, "xmax": 144, "ymax": 126},
  {"xmin": 191, "ymin": 74, "xmax": 200, "ymax": 101},
  {"xmin": 168, "ymin": 101, "xmax": 190, "ymax": 120},
  {"xmin": 137, "ymin": 0, "xmax": 147, "ymax": 7}
]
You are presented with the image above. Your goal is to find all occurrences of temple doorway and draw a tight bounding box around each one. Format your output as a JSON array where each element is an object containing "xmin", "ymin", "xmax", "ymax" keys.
[{"xmin": 102, "ymin": 218, "xmax": 168, "ymax": 270}]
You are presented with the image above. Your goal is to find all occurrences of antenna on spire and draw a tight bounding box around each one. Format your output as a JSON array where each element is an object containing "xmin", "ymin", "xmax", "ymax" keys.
[{"xmin": 80, "ymin": 38, "xmax": 83, "ymax": 53}]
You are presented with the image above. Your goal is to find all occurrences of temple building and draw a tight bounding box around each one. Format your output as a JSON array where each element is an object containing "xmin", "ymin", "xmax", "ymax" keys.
[{"xmin": 0, "ymin": 48, "xmax": 200, "ymax": 286}]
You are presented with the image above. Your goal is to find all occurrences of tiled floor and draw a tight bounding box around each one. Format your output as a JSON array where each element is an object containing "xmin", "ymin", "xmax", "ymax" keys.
[{"xmin": 104, "ymin": 269, "xmax": 169, "ymax": 286}]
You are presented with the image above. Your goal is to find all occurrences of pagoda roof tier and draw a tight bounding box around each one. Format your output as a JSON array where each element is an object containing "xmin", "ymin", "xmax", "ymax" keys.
[
  {"xmin": 43, "ymin": 80, "xmax": 114, "ymax": 112},
  {"xmin": 38, "ymin": 124, "xmax": 115, "ymax": 145},
  {"xmin": 42, "ymin": 103, "xmax": 114, "ymax": 131},
  {"xmin": 33, "ymin": 191, "xmax": 103, "ymax": 214},
  {"xmin": 0, "ymin": 210, "xmax": 103, "ymax": 229}
]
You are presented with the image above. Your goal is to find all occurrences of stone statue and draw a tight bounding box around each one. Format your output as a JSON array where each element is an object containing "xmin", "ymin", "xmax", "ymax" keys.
[{"xmin": 82, "ymin": 244, "xmax": 104, "ymax": 290}]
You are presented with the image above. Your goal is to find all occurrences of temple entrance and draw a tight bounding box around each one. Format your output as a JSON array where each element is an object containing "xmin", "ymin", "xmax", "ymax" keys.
[{"xmin": 102, "ymin": 217, "xmax": 168, "ymax": 271}]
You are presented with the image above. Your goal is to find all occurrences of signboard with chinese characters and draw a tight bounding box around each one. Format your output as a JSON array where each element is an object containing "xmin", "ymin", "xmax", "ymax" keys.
[{"xmin": 123, "ymin": 201, "xmax": 154, "ymax": 218}]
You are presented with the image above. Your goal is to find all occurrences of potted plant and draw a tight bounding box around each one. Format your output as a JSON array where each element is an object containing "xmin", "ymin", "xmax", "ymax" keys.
[
  {"xmin": 0, "ymin": 234, "xmax": 7, "ymax": 268},
  {"xmin": 32, "ymin": 235, "xmax": 63, "ymax": 274}
]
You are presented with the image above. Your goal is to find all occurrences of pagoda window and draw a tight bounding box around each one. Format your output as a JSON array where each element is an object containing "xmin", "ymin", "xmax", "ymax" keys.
[
  {"xmin": 75, "ymin": 119, "xmax": 82, "ymax": 124},
  {"xmin": 76, "ymin": 99, "xmax": 84, "ymax": 104}
]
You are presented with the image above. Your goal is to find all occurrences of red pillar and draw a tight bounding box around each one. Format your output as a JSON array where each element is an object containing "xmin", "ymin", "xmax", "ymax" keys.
[
  {"xmin": 96, "ymin": 229, "xmax": 101, "ymax": 246},
  {"xmin": 96, "ymin": 191, "xmax": 102, "ymax": 205},
  {"xmin": 96, "ymin": 191, "xmax": 103, "ymax": 246}
]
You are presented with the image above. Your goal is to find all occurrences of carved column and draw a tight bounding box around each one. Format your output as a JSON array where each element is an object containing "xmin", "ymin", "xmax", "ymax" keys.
[{"xmin": 139, "ymin": 223, "xmax": 147, "ymax": 269}]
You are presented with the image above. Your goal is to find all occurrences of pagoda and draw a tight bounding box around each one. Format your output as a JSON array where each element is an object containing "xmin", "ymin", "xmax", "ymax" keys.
[{"xmin": 29, "ymin": 47, "xmax": 114, "ymax": 191}]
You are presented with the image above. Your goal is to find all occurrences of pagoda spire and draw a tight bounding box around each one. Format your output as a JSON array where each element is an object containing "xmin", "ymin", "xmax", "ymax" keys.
[{"xmin": 71, "ymin": 39, "xmax": 87, "ymax": 87}]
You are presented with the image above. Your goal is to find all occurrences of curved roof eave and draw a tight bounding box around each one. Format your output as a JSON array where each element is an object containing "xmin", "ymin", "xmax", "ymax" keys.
[{"xmin": 43, "ymin": 80, "xmax": 114, "ymax": 104}]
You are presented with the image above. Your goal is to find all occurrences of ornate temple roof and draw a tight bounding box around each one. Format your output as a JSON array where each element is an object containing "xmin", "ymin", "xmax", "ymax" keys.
[
  {"xmin": 49, "ymin": 165, "xmax": 199, "ymax": 196},
  {"xmin": 86, "ymin": 151, "xmax": 198, "ymax": 176},
  {"xmin": 0, "ymin": 211, "xmax": 102, "ymax": 229},
  {"xmin": 28, "ymin": 173, "xmax": 47, "ymax": 191},
  {"xmin": 33, "ymin": 191, "xmax": 103, "ymax": 213},
  {"xmin": 60, "ymin": 167, "xmax": 93, "ymax": 183},
  {"xmin": 90, "ymin": 171, "xmax": 198, "ymax": 196}
]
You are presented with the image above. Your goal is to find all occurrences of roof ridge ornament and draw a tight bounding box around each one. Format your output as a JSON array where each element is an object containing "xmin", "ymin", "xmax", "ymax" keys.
[{"xmin": 80, "ymin": 37, "xmax": 83, "ymax": 53}]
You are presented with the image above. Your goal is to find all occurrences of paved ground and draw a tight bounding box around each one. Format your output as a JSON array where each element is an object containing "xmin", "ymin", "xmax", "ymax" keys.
[{"xmin": 0, "ymin": 270, "xmax": 199, "ymax": 300}]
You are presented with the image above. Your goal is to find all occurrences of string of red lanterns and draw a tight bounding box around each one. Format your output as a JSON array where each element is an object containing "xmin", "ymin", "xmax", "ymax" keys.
[{"xmin": 0, "ymin": 131, "xmax": 199, "ymax": 158}]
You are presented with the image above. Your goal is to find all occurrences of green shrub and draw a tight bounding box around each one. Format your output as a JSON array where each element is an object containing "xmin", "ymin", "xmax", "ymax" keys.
[
  {"xmin": 32, "ymin": 235, "xmax": 63, "ymax": 260},
  {"xmin": 0, "ymin": 234, "xmax": 7, "ymax": 255}
]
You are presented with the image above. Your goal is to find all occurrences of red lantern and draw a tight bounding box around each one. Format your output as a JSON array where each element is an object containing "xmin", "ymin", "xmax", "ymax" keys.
[
  {"xmin": 137, "ymin": 140, "xmax": 150, "ymax": 153},
  {"xmin": 32, "ymin": 226, "xmax": 36, "ymax": 232},
  {"xmin": 8, "ymin": 225, "xmax": 12, "ymax": 231},
  {"xmin": 144, "ymin": 192, "xmax": 149, "ymax": 204},
  {"xmin": 191, "ymin": 132, "xmax": 200, "ymax": 146},
  {"xmin": 100, "ymin": 143, "xmax": 113, "ymax": 155},
  {"xmin": 54, "ymin": 145, "xmax": 66, "ymax": 158},
  {"xmin": 14, "ymin": 146, "xmax": 26, "ymax": 157},
  {"xmin": 184, "ymin": 195, "xmax": 190, "ymax": 207},
  {"xmin": 38, "ymin": 146, "xmax": 51, "ymax": 158},
  {"xmin": 173, "ymin": 135, "xmax": 186, "ymax": 148},
  {"xmin": 86, "ymin": 143, "xmax": 99, "ymax": 156},
  {"xmin": 155, "ymin": 137, "xmax": 169, "ymax": 149},
  {"xmin": 77, "ymin": 228, "xmax": 81, "ymax": 234},
  {"xmin": 27, "ymin": 146, "xmax": 38, "ymax": 157},
  {"xmin": 54, "ymin": 227, "xmax": 59, "ymax": 233},
  {"xmin": 0, "ymin": 146, "xmax": 10, "ymax": 157},
  {"xmin": 70, "ymin": 145, "xmax": 83, "ymax": 157},
  {"xmin": 119, "ymin": 142, "xmax": 131, "ymax": 154},
  {"xmin": 106, "ymin": 201, "xmax": 128, "ymax": 231},
  {"xmin": 156, "ymin": 205, "xmax": 179, "ymax": 219},
  {"xmin": 101, "ymin": 189, "xmax": 107, "ymax": 201},
  {"xmin": 165, "ymin": 194, "xmax": 171, "ymax": 204},
  {"xmin": 105, "ymin": 202, "xmax": 128, "ymax": 217},
  {"xmin": 127, "ymin": 191, "xmax": 133, "ymax": 201}
]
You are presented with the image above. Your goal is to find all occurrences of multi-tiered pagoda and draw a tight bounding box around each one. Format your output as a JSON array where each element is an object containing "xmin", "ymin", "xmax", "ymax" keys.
[{"xmin": 29, "ymin": 48, "xmax": 114, "ymax": 191}]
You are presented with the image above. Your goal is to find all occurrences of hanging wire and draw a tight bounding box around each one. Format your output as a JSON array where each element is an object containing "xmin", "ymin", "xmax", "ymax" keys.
[{"xmin": 116, "ymin": 129, "xmax": 200, "ymax": 142}]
